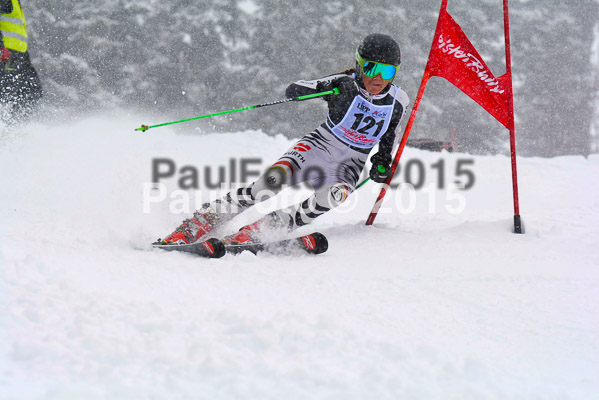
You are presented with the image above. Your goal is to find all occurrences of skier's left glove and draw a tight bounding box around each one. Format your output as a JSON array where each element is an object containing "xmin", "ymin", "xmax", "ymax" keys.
[
  {"xmin": 316, "ymin": 76, "xmax": 359, "ymax": 103},
  {"xmin": 0, "ymin": 48, "xmax": 9, "ymax": 62},
  {"xmin": 369, "ymin": 152, "xmax": 392, "ymax": 183}
]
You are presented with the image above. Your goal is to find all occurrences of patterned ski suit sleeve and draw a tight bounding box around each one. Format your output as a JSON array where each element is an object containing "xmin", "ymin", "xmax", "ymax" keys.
[{"xmin": 285, "ymin": 74, "xmax": 350, "ymax": 99}]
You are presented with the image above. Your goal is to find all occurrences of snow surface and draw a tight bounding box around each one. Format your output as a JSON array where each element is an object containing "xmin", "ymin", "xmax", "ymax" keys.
[{"xmin": 1, "ymin": 114, "xmax": 598, "ymax": 399}]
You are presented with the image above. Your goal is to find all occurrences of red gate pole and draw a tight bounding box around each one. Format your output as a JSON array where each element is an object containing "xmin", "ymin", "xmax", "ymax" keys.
[
  {"xmin": 365, "ymin": 71, "xmax": 431, "ymax": 225},
  {"xmin": 365, "ymin": 0, "xmax": 450, "ymax": 226},
  {"xmin": 503, "ymin": 0, "xmax": 523, "ymax": 233}
]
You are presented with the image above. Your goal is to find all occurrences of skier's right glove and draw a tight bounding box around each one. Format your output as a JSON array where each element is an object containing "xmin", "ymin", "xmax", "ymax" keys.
[
  {"xmin": 369, "ymin": 152, "xmax": 392, "ymax": 183},
  {"xmin": 316, "ymin": 76, "xmax": 359, "ymax": 103},
  {"xmin": 0, "ymin": 48, "xmax": 9, "ymax": 62}
]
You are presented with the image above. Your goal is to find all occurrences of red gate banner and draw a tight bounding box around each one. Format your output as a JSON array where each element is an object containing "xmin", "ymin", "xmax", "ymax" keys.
[
  {"xmin": 425, "ymin": 9, "xmax": 513, "ymax": 129},
  {"xmin": 366, "ymin": 0, "xmax": 522, "ymax": 233}
]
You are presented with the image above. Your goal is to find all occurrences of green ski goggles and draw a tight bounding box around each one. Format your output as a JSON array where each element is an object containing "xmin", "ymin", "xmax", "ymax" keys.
[{"xmin": 356, "ymin": 51, "xmax": 399, "ymax": 81}]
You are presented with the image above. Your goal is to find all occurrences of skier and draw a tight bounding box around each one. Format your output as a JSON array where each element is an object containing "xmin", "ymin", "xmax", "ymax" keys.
[
  {"xmin": 1, "ymin": 0, "xmax": 42, "ymax": 123},
  {"xmin": 158, "ymin": 33, "xmax": 410, "ymax": 246}
]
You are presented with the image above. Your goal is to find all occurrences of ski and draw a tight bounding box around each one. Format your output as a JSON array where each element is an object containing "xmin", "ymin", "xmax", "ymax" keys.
[
  {"xmin": 152, "ymin": 237, "xmax": 226, "ymax": 258},
  {"xmin": 152, "ymin": 232, "xmax": 328, "ymax": 258},
  {"xmin": 225, "ymin": 232, "xmax": 328, "ymax": 256}
]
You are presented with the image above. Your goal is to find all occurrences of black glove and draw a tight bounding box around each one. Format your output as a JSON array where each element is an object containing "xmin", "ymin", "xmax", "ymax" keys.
[
  {"xmin": 316, "ymin": 76, "xmax": 359, "ymax": 103},
  {"xmin": 369, "ymin": 152, "xmax": 392, "ymax": 183}
]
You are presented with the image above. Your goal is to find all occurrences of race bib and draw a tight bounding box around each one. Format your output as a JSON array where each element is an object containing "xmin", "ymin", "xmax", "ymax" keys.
[{"xmin": 330, "ymin": 90, "xmax": 397, "ymax": 149}]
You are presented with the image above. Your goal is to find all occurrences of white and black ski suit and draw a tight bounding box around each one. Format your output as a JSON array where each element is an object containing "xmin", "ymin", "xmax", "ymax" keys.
[{"xmin": 214, "ymin": 71, "xmax": 410, "ymax": 230}]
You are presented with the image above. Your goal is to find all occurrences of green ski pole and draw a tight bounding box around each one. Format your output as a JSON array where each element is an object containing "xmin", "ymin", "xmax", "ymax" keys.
[
  {"xmin": 356, "ymin": 177, "xmax": 371, "ymax": 189},
  {"xmin": 135, "ymin": 88, "xmax": 340, "ymax": 132}
]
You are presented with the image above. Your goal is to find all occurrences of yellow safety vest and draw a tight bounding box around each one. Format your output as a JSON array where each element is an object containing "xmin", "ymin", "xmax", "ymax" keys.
[{"xmin": 1, "ymin": 0, "xmax": 27, "ymax": 53}]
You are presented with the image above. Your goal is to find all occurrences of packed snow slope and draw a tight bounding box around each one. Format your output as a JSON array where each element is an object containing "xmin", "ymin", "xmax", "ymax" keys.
[{"xmin": 1, "ymin": 114, "xmax": 598, "ymax": 399}]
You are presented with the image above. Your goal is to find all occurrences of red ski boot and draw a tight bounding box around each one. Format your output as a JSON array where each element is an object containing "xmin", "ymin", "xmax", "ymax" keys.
[
  {"xmin": 160, "ymin": 207, "xmax": 220, "ymax": 245},
  {"xmin": 222, "ymin": 212, "xmax": 288, "ymax": 245},
  {"xmin": 222, "ymin": 219, "xmax": 263, "ymax": 245}
]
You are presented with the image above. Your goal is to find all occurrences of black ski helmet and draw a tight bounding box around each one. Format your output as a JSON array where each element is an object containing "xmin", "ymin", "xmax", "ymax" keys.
[{"xmin": 356, "ymin": 33, "xmax": 401, "ymax": 66}]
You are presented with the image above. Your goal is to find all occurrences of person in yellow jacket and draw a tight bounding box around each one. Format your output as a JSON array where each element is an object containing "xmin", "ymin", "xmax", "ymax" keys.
[{"xmin": 1, "ymin": 0, "xmax": 42, "ymax": 123}]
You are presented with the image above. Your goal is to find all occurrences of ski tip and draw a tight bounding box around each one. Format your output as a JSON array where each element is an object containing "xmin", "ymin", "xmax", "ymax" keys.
[{"xmin": 300, "ymin": 232, "xmax": 328, "ymax": 255}]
